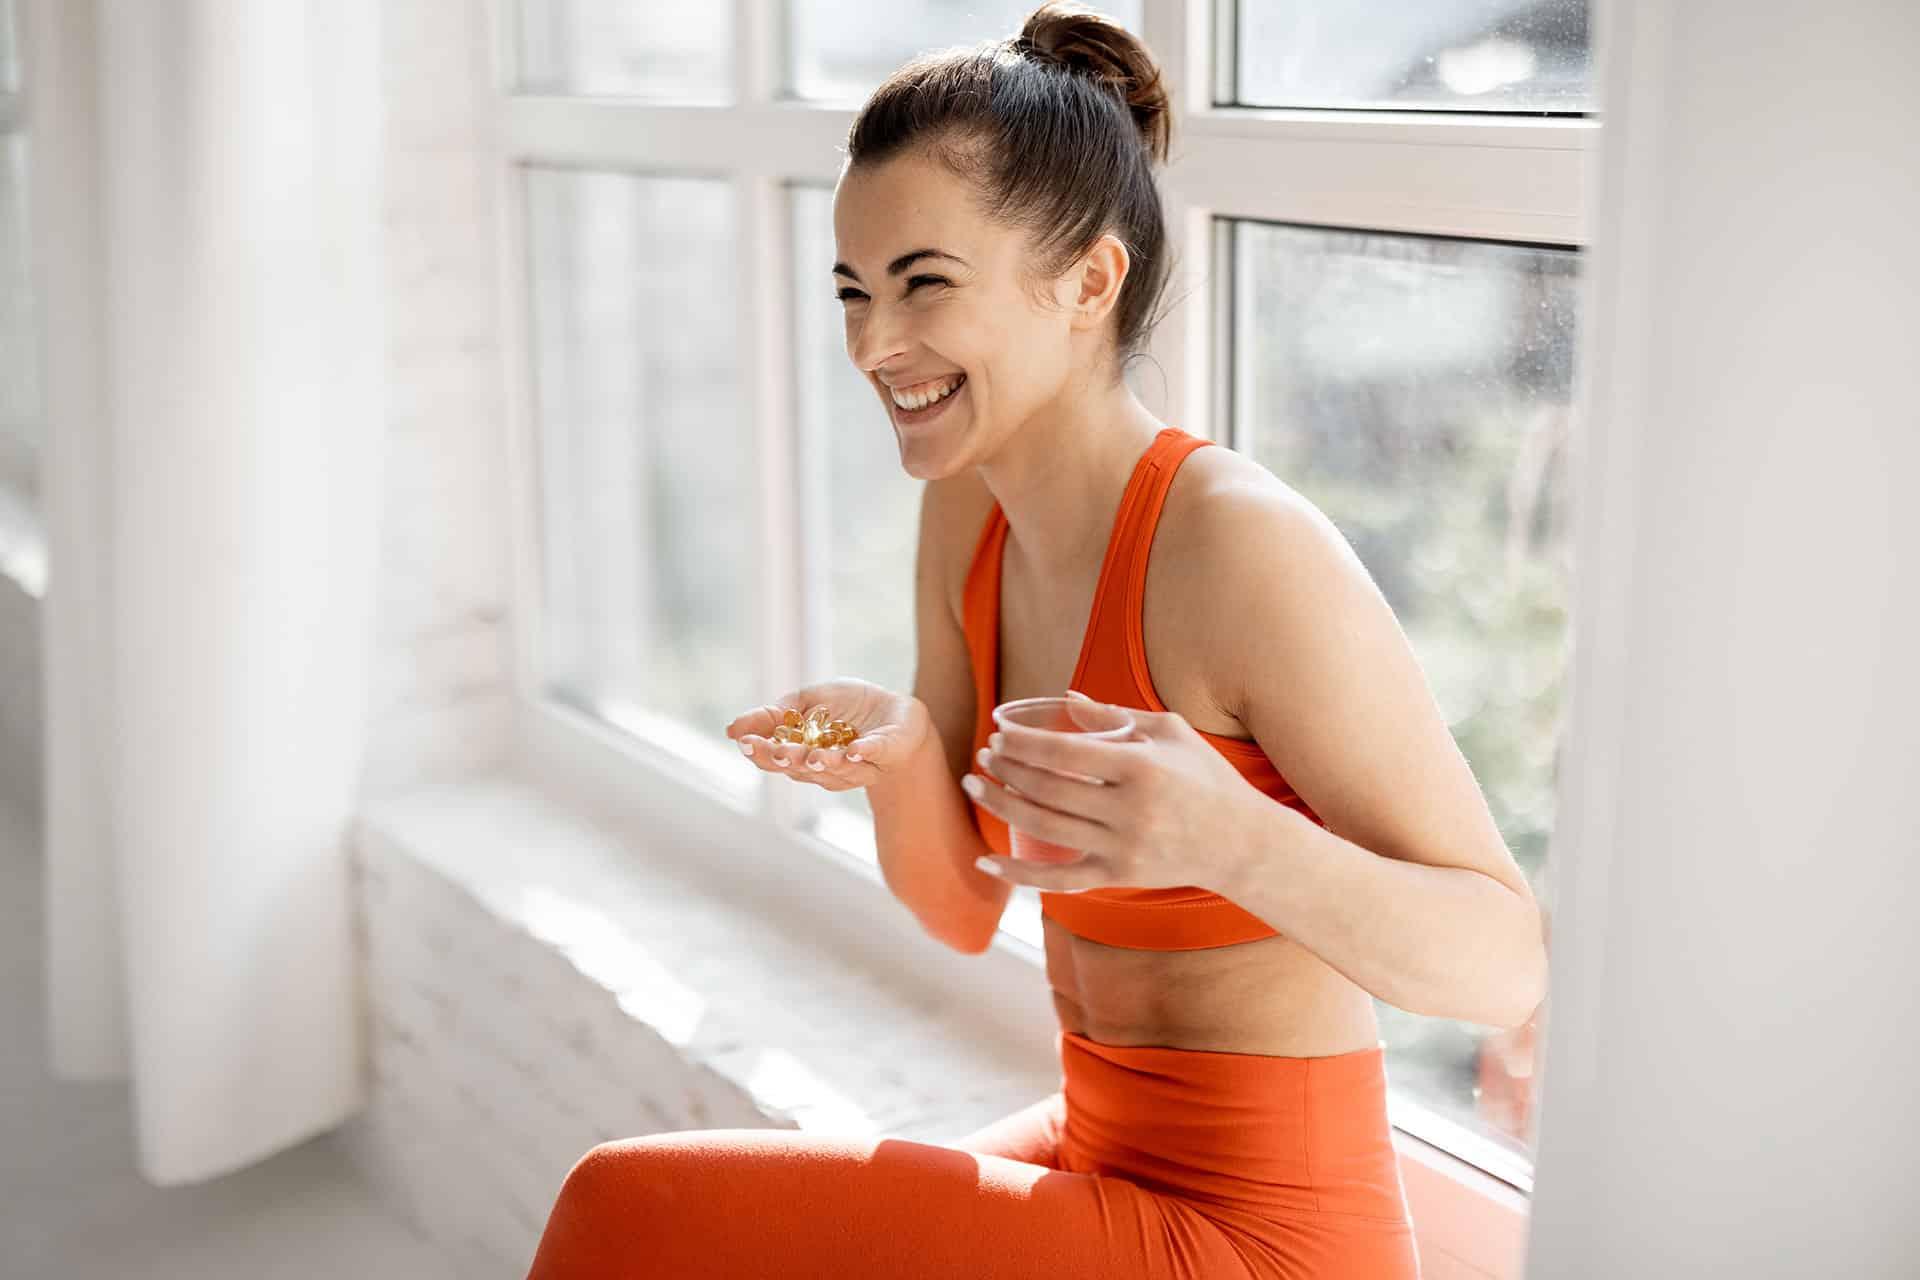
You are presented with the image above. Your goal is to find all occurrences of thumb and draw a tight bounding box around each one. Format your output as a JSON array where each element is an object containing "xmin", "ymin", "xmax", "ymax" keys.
[{"xmin": 1067, "ymin": 688, "xmax": 1150, "ymax": 740}]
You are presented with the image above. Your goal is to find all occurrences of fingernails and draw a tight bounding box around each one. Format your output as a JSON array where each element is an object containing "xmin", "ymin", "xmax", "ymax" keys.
[
  {"xmin": 961, "ymin": 774, "xmax": 983, "ymax": 798},
  {"xmin": 739, "ymin": 739, "xmax": 754, "ymax": 755},
  {"xmin": 974, "ymin": 855, "xmax": 1006, "ymax": 878},
  {"xmin": 847, "ymin": 752, "xmax": 863, "ymax": 762},
  {"xmin": 807, "ymin": 758, "xmax": 825, "ymax": 771}
]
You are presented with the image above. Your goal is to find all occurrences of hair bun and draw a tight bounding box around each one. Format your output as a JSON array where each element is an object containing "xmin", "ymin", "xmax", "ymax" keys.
[{"xmin": 1016, "ymin": 2, "xmax": 1170, "ymax": 164}]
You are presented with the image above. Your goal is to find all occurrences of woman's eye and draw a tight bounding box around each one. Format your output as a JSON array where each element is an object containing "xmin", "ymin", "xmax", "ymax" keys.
[{"xmin": 834, "ymin": 276, "xmax": 949, "ymax": 303}]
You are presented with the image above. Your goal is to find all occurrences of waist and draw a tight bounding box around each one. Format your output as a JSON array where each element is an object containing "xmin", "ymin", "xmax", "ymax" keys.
[
  {"xmin": 1047, "ymin": 918, "xmax": 1383, "ymax": 1057},
  {"xmin": 1056, "ymin": 1029, "xmax": 1413, "ymax": 1223}
]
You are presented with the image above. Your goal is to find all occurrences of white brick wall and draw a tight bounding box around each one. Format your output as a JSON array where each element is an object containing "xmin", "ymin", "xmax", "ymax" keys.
[
  {"xmin": 357, "ymin": 0, "xmax": 515, "ymax": 810},
  {"xmin": 341, "ymin": 831, "xmax": 776, "ymax": 1274}
]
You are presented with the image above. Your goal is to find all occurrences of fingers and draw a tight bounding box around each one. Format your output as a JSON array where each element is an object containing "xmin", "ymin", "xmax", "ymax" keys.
[
  {"xmin": 736, "ymin": 734, "xmax": 872, "ymax": 783},
  {"xmin": 725, "ymin": 704, "xmax": 786, "ymax": 741}
]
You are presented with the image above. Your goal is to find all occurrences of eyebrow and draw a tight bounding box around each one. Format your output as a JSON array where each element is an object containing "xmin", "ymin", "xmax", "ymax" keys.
[{"xmin": 831, "ymin": 248, "xmax": 970, "ymax": 284}]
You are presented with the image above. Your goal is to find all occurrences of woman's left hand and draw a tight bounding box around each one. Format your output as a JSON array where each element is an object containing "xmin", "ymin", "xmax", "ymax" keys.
[{"xmin": 962, "ymin": 690, "xmax": 1266, "ymax": 895}]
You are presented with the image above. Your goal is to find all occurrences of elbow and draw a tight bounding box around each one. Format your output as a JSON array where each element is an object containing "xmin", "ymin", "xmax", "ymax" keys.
[
  {"xmin": 1417, "ymin": 940, "xmax": 1548, "ymax": 1030},
  {"xmin": 1491, "ymin": 941, "xmax": 1550, "ymax": 1031},
  {"xmin": 1478, "ymin": 894, "xmax": 1549, "ymax": 1030}
]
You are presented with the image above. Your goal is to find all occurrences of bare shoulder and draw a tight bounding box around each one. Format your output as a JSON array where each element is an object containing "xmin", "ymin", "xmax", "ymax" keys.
[
  {"xmin": 919, "ymin": 465, "xmax": 1000, "ymax": 623},
  {"xmin": 1163, "ymin": 437, "xmax": 1535, "ymax": 913},
  {"xmin": 1157, "ymin": 441, "xmax": 1366, "ymax": 721}
]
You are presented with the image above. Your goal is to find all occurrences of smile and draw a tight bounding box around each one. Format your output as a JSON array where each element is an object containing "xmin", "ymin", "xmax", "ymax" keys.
[{"xmin": 890, "ymin": 373, "xmax": 967, "ymax": 426}]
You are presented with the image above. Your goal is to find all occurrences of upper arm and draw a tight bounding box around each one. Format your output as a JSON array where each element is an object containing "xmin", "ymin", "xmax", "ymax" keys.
[
  {"xmin": 911, "ymin": 469, "xmax": 995, "ymax": 787},
  {"xmin": 1209, "ymin": 486, "xmax": 1537, "ymax": 904}
]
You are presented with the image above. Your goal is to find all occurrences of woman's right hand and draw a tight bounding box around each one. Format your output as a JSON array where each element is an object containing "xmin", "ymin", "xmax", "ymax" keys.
[{"xmin": 725, "ymin": 679, "xmax": 932, "ymax": 792}]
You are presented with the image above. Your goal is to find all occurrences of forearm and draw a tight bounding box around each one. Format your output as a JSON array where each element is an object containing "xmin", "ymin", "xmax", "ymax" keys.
[
  {"xmin": 1219, "ymin": 802, "xmax": 1547, "ymax": 1028},
  {"xmin": 866, "ymin": 717, "xmax": 1010, "ymax": 952}
]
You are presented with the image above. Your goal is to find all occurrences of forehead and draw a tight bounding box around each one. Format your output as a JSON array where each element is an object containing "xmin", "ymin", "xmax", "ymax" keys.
[{"xmin": 831, "ymin": 151, "xmax": 987, "ymax": 269}]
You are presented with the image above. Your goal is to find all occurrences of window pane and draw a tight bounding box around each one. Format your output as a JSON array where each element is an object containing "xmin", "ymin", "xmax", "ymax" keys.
[
  {"xmin": 786, "ymin": 0, "xmax": 1143, "ymax": 103},
  {"xmin": 517, "ymin": 0, "xmax": 731, "ymax": 102},
  {"xmin": 0, "ymin": 133, "xmax": 35, "ymax": 501},
  {"xmin": 1231, "ymin": 219, "xmax": 1578, "ymax": 1169},
  {"xmin": 1233, "ymin": 0, "xmax": 1591, "ymax": 112},
  {"xmin": 0, "ymin": 0, "xmax": 17, "ymax": 95},
  {"xmin": 524, "ymin": 167, "xmax": 754, "ymax": 760},
  {"xmin": 789, "ymin": 185, "xmax": 923, "ymax": 834}
]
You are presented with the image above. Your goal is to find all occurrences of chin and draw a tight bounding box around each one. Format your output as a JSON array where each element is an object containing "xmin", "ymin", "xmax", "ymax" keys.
[{"xmin": 895, "ymin": 429, "xmax": 971, "ymax": 480}]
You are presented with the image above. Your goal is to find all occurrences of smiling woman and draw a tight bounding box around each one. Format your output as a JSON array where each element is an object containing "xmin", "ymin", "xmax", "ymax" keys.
[
  {"xmin": 823, "ymin": 17, "xmax": 1174, "ymax": 483},
  {"xmin": 525, "ymin": 4, "xmax": 1446, "ymax": 1278}
]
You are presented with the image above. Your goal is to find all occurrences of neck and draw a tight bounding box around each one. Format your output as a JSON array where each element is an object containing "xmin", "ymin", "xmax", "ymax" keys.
[{"xmin": 977, "ymin": 370, "xmax": 1166, "ymax": 584}]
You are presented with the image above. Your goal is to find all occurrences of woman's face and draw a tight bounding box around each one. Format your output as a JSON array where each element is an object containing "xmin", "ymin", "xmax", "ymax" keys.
[{"xmin": 832, "ymin": 146, "xmax": 1086, "ymax": 474}]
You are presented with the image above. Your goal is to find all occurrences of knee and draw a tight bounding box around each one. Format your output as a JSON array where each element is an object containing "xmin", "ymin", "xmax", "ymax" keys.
[
  {"xmin": 546, "ymin": 1140, "xmax": 666, "ymax": 1229},
  {"xmin": 530, "ymin": 1139, "xmax": 672, "ymax": 1274}
]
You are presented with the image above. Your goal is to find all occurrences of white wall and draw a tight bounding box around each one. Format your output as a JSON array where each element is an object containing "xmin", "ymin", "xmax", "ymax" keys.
[{"xmin": 1524, "ymin": 1, "xmax": 1920, "ymax": 1275}]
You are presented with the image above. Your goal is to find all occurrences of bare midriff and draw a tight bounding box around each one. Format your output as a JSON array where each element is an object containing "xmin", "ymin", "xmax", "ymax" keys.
[{"xmin": 1043, "ymin": 914, "xmax": 1384, "ymax": 1058}]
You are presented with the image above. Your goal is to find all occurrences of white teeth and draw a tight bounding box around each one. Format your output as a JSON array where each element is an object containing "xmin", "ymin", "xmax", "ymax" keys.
[{"xmin": 890, "ymin": 374, "xmax": 963, "ymax": 411}]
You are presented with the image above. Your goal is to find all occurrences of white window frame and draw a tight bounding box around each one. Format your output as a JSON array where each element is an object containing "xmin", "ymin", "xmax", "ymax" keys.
[
  {"xmin": 0, "ymin": 0, "xmax": 45, "ymax": 582},
  {"xmin": 487, "ymin": 1, "xmax": 1592, "ymax": 1268}
]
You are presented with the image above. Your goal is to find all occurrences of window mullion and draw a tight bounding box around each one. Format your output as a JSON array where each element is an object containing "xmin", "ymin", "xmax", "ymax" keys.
[
  {"xmin": 739, "ymin": 171, "xmax": 815, "ymax": 830},
  {"xmin": 736, "ymin": 0, "xmax": 780, "ymax": 105}
]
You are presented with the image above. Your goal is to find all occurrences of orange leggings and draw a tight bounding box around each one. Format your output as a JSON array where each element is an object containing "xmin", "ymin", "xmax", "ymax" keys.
[{"xmin": 525, "ymin": 1029, "xmax": 1421, "ymax": 1279}]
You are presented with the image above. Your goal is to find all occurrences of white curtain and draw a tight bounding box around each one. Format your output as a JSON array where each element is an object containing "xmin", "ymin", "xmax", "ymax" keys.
[{"xmin": 33, "ymin": 0, "xmax": 385, "ymax": 1185}]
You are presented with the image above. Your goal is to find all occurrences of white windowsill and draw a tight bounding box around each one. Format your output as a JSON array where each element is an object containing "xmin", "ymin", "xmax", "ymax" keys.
[{"xmin": 362, "ymin": 768, "xmax": 1068, "ymax": 1146}]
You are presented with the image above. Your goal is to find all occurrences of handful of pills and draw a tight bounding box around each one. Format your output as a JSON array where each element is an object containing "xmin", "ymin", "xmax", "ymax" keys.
[{"xmin": 771, "ymin": 704, "xmax": 858, "ymax": 751}]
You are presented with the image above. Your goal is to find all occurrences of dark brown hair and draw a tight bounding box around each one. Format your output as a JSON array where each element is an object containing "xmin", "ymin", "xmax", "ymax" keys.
[{"xmin": 844, "ymin": 3, "xmax": 1175, "ymax": 383}]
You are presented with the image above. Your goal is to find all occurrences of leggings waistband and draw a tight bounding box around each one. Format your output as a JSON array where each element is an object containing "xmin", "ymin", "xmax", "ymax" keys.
[{"xmin": 1056, "ymin": 1029, "xmax": 1412, "ymax": 1222}]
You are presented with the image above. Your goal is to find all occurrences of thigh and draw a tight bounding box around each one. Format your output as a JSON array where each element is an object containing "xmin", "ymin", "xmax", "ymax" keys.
[
  {"xmin": 946, "ymin": 1091, "xmax": 1066, "ymax": 1170},
  {"xmin": 525, "ymin": 1127, "xmax": 1261, "ymax": 1280}
]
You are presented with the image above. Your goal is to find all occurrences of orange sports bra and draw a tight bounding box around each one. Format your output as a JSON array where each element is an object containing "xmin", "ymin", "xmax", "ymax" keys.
[{"xmin": 962, "ymin": 425, "xmax": 1329, "ymax": 951}]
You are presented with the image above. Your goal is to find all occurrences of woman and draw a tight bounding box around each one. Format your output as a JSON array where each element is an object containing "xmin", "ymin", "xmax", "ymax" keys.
[{"xmin": 528, "ymin": 4, "xmax": 1547, "ymax": 1276}]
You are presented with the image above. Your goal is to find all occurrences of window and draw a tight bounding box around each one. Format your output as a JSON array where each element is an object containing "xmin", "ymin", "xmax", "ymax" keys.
[
  {"xmin": 0, "ymin": 134, "xmax": 31, "ymax": 502},
  {"xmin": 499, "ymin": 0, "xmax": 1595, "ymax": 1222},
  {"xmin": 0, "ymin": 0, "xmax": 40, "ymax": 524},
  {"xmin": 522, "ymin": 167, "xmax": 756, "ymax": 779},
  {"xmin": 787, "ymin": 0, "xmax": 1142, "ymax": 103},
  {"xmin": 1228, "ymin": 0, "xmax": 1592, "ymax": 113},
  {"xmin": 0, "ymin": 0, "xmax": 16, "ymax": 92},
  {"xmin": 1226, "ymin": 218, "xmax": 1577, "ymax": 1182},
  {"xmin": 517, "ymin": 0, "xmax": 732, "ymax": 101}
]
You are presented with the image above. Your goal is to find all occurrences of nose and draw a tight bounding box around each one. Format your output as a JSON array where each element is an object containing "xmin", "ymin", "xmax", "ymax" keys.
[{"xmin": 846, "ymin": 300, "xmax": 911, "ymax": 379}]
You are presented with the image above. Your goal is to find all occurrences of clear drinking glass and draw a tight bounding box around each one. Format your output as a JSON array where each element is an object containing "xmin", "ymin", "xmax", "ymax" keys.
[{"xmin": 987, "ymin": 697, "xmax": 1135, "ymax": 867}]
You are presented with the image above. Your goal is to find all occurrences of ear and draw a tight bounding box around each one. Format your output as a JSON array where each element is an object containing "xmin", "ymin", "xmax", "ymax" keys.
[{"xmin": 1070, "ymin": 233, "xmax": 1131, "ymax": 329}]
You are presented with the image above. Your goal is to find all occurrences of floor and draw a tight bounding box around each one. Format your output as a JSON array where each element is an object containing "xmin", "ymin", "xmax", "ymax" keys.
[{"xmin": 0, "ymin": 804, "xmax": 456, "ymax": 1279}]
